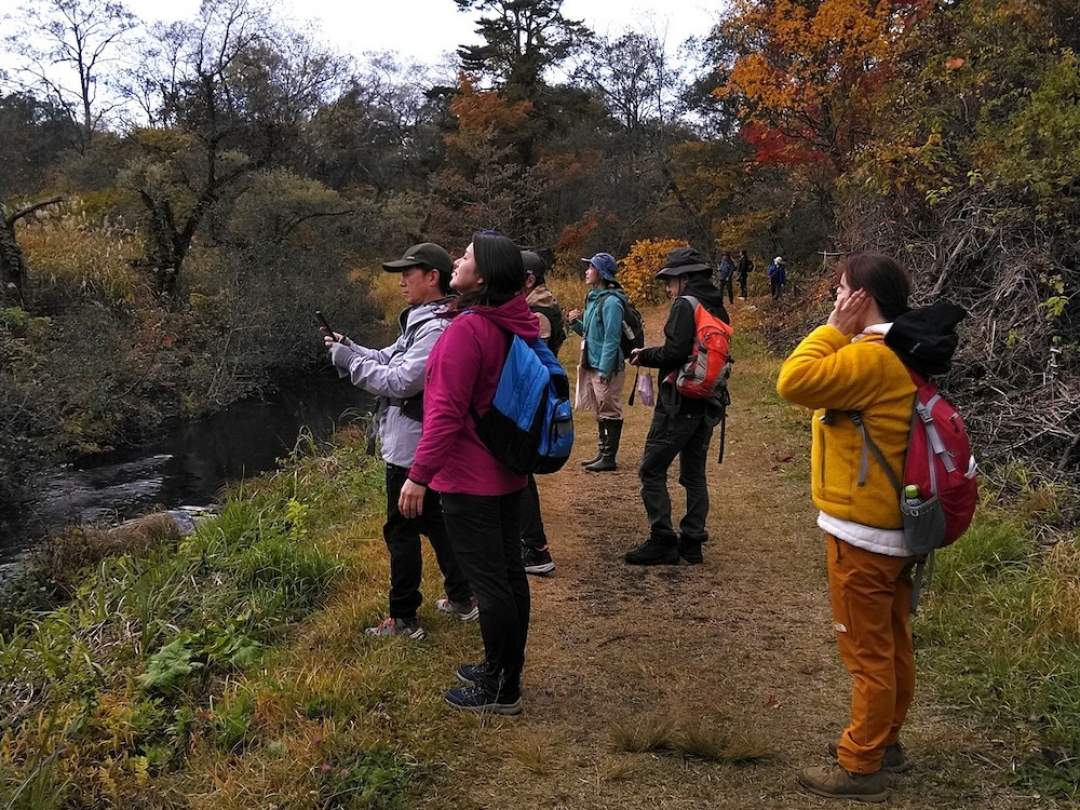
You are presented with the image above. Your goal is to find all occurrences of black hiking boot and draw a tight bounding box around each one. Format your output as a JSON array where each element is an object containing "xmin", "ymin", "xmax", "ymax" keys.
[
  {"xmin": 581, "ymin": 422, "xmax": 606, "ymax": 467},
  {"xmin": 444, "ymin": 684, "xmax": 523, "ymax": 715},
  {"xmin": 584, "ymin": 419, "xmax": 622, "ymax": 472},
  {"xmin": 624, "ymin": 537, "xmax": 680, "ymax": 565},
  {"xmin": 678, "ymin": 536, "xmax": 704, "ymax": 564},
  {"xmin": 455, "ymin": 662, "xmax": 490, "ymax": 686}
]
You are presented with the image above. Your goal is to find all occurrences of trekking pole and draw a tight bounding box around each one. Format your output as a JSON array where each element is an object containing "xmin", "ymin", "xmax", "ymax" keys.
[{"xmin": 628, "ymin": 368, "xmax": 640, "ymax": 406}]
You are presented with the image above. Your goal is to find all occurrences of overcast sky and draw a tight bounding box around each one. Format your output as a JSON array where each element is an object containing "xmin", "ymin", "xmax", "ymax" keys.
[{"xmin": 113, "ymin": 0, "xmax": 723, "ymax": 63}]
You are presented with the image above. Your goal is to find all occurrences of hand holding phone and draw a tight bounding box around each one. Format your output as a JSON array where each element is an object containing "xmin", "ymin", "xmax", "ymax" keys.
[{"xmin": 316, "ymin": 310, "xmax": 336, "ymax": 342}]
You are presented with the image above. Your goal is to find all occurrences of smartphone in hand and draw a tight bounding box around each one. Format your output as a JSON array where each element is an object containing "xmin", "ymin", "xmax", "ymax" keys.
[{"xmin": 316, "ymin": 310, "xmax": 336, "ymax": 342}]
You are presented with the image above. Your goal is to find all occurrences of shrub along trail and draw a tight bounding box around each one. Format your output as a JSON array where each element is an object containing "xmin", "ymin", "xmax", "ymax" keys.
[{"xmin": 417, "ymin": 303, "xmax": 1042, "ymax": 810}]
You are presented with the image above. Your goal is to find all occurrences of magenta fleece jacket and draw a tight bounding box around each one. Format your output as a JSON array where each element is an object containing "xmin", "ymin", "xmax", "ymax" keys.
[{"xmin": 408, "ymin": 294, "xmax": 541, "ymax": 496}]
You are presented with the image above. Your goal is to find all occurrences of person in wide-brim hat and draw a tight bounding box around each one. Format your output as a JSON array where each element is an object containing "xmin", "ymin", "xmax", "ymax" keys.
[{"xmin": 623, "ymin": 245, "xmax": 731, "ymax": 567}]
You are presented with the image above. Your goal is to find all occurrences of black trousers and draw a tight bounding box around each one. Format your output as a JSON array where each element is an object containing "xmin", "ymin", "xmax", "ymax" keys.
[
  {"xmin": 383, "ymin": 464, "xmax": 471, "ymax": 619},
  {"xmin": 520, "ymin": 474, "xmax": 548, "ymax": 550},
  {"xmin": 738, "ymin": 273, "xmax": 748, "ymax": 298},
  {"xmin": 771, "ymin": 278, "xmax": 784, "ymax": 299},
  {"xmin": 639, "ymin": 405, "xmax": 715, "ymax": 543},
  {"xmin": 442, "ymin": 491, "xmax": 530, "ymax": 696},
  {"xmin": 721, "ymin": 276, "xmax": 734, "ymax": 303}
]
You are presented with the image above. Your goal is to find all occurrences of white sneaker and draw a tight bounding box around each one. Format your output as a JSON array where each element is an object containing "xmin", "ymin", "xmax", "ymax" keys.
[
  {"xmin": 364, "ymin": 616, "xmax": 426, "ymax": 640},
  {"xmin": 436, "ymin": 597, "xmax": 479, "ymax": 622}
]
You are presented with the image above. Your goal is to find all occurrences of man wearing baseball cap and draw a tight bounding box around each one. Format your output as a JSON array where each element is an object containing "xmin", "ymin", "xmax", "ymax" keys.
[
  {"xmin": 625, "ymin": 246, "xmax": 730, "ymax": 566},
  {"xmin": 324, "ymin": 242, "xmax": 476, "ymax": 639}
]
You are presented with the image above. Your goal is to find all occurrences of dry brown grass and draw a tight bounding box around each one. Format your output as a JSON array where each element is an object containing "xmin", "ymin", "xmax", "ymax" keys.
[
  {"xmin": 19, "ymin": 215, "xmax": 141, "ymax": 306},
  {"xmin": 609, "ymin": 713, "xmax": 677, "ymax": 753},
  {"xmin": 674, "ymin": 718, "xmax": 774, "ymax": 765},
  {"xmin": 610, "ymin": 713, "xmax": 773, "ymax": 765},
  {"xmin": 546, "ymin": 274, "xmax": 585, "ymax": 316},
  {"xmin": 1035, "ymin": 539, "xmax": 1080, "ymax": 643},
  {"xmin": 509, "ymin": 738, "xmax": 553, "ymax": 775}
]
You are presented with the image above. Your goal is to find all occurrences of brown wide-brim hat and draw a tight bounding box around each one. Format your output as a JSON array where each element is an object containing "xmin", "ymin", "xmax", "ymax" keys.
[
  {"xmin": 382, "ymin": 242, "xmax": 453, "ymax": 277},
  {"xmin": 655, "ymin": 246, "xmax": 712, "ymax": 278}
]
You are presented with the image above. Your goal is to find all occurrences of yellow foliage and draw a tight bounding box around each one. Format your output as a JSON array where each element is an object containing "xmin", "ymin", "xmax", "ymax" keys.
[
  {"xmin": 713, "ymin": 210, "xmax": 777, "ymax": 253},
  {"xmin": 365, "ymin": 267, "xmax": 405, "ymax": 322},
  {"xmin": 618, "ymin": 238, "xmax": 687, "ymax": 307}
]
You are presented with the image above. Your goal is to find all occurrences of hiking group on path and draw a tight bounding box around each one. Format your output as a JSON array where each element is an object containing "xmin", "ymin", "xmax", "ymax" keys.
[{"xmin": 324, "ymin": 236, "xmax": 973, "ymax": 804}]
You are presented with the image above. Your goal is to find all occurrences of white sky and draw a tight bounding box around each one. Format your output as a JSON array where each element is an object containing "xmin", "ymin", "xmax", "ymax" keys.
[
  {"xmin": 112, "ymin": 0, "xmax": 722, "ymax": 63},
  {"xmin": 0, "ymin": 0, "xmax": 724, "ymax": 121}
]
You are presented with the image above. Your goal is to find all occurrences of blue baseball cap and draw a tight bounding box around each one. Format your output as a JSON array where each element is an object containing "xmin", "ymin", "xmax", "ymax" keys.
[{"xmin": 581, "ymin": 252, "xmax": 618, "ymax": 282}]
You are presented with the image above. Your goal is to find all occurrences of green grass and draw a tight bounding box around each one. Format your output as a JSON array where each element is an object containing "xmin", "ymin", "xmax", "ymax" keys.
[
  {"xmin": 0, "ymin": 429, "xmax": 393, "ymax": 809},
  {"xmin": 918, "ymin": 511, "xmax": 1080, "ymax": 797}
]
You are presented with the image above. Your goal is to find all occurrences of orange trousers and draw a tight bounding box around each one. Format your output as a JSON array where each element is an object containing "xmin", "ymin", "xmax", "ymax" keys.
[{"xmin": 826, "ymin": 535, "xmax": 916, "ymax": 774}]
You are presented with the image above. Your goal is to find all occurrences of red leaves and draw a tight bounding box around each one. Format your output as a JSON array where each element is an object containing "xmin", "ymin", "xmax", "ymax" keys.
[{"xmin": 741, "ymin": 122, "xmax": 830, "ymax": 167}]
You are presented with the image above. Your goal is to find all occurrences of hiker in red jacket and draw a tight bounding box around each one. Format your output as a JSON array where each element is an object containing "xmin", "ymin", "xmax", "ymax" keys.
[{"xmin": 400, "ymin": 231, "xmax": 539, "ymax": 716}]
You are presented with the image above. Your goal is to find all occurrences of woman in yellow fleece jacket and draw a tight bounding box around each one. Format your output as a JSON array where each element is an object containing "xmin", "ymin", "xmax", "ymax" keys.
[{"xmin": 777, "ymin": 254, "xmax": 918, "ymax": 803}]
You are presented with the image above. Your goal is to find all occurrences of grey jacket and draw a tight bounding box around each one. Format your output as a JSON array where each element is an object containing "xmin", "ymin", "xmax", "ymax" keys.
[{"xmin": 328, "ymin": 297, "xmax": 452, "ymax": 468}]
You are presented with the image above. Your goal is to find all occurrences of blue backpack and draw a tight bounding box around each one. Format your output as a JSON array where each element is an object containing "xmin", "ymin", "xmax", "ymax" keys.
[{"xmin": 473, "ymin": 334, "xmax": 574, "ymax": 474}]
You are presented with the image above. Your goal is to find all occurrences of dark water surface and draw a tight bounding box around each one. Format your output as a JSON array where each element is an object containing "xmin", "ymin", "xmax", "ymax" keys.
[{"xmin": 0, "ymin": 368, "xmax": 372, "ymax": 571}]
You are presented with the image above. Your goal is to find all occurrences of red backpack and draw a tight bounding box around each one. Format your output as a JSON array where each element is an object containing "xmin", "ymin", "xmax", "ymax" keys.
[
  {"xmin": 669, "ymin": 295, "xmax": 733, "ymax": 399},
  {"xmin": 847, "ymin": 370, "xmax": 978, "ymax": 555}
]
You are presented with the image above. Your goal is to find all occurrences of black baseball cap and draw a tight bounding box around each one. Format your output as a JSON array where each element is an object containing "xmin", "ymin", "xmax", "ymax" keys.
[
  {"xmin": 521, "ymin": 250, "xmax": 546, "ymax": 278},
  {"xmin": 382, "ymin": 242, "xmax": 453, "ymax": 278}
]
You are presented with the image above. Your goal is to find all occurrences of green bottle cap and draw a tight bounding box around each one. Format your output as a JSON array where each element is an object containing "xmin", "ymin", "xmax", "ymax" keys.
[{"xmin": 904, "ymin": 484, "xmax": 919, "ymax": 498}]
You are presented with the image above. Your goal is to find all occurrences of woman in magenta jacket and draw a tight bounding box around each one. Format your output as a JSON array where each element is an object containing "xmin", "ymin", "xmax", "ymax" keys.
[{"xmin": 399, "ymin": 231, "xmax": 540, "ymax": 715}]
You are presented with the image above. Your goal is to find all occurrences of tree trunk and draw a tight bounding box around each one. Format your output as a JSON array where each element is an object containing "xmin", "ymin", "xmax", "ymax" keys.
[
  {"xmin": 0, "ymin": 213, "xmax": 27, "ymax": 307},
  {"xmin": 0, "ymin": 198, "xmax": 62, "ymax": 308}
]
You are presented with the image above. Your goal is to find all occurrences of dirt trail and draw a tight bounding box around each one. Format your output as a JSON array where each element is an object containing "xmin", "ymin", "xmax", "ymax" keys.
[{"xmin": 421, "ymin": 303, "xmax": 1030, "ymax": 810}]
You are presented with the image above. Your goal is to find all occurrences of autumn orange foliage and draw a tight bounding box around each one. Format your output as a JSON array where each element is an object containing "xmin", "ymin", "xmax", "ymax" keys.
[
  {"xmin": 445, "ymin": 73, "xmax": 532, "ymax": 149},
  {"xmin": 718, "ymin": 0, "xmax": 912, "ymax": 171}
]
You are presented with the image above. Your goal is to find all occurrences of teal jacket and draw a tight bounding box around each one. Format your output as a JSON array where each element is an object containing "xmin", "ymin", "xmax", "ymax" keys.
[{"xmin": 569, "ymin": 288, "xmax": 627, "ymax": 377}]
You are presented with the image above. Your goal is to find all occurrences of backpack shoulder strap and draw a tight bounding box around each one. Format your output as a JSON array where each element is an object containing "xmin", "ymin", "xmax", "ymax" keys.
[
  {"xmin": 842, "ymin": 410, "xmax": 904, "ymax": 496},
  {"xmin": 679, "ymin": 295, "xmax": 701, "ymax": 310}
]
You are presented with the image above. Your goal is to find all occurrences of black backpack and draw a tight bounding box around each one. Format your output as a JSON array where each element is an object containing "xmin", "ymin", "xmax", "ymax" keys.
[
  {"xmin": 620, "ymin": 300, "xmax": 645, "ymax": 357},
  {"xmin": 598, "ymin": 293, "xmax": 644, "ymax": 357}
]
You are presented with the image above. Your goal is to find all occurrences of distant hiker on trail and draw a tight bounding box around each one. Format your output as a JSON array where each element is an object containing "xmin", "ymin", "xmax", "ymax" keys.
[
  {"xmin": 625, "ymin": 246, "xmax": 730, "ymax": 566},
  {"xmin": 777, "ymin": 253, "xmax": 964, "ymax": 802},
  {"xmin": 737, "ymin": 249, "xmax": 753, "ymax": 299},
  {"xmin": 399, "ymin": 232, "xmax": 537, "ymax": 716},
  {"xmin": 324, "ymin": 242, "xmax": 475, "ymax": 641},
  {"xmin": 716, "ymin": 251, "xmax": 736, "ymax": 304},
  {"xmin": 768, "ymin": 256, "xmax": 786, "ymax": 299},
  {"xmin": 520, "ymin": 249, "xmax": 562, "ymax": 577},
  {"xmin": 567, "ymin": 252, "xmax": 629, "ymax": 473}
]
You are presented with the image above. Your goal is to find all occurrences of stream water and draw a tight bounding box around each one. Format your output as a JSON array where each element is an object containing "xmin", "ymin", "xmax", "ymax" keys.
[{"xmin": 0, "ymin": 368, "xmax": 373, "ymax": 574}]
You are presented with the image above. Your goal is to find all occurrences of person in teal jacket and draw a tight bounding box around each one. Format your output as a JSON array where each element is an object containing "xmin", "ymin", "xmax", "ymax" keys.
[{"xmin": 567, "ymin": 252, "xmax": 628, "ymax": 472}]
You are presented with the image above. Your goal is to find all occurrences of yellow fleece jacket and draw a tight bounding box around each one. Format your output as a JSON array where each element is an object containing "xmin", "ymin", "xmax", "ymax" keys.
[{"xmin": 777, "ymin": 325, "xmax": 916, "ymax": 529}]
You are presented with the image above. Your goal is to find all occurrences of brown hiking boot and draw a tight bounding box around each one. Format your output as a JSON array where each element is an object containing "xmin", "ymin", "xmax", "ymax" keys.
[
  {"xmin": 828, "ymin": 741, "xmax": 912, "ymax": 773},
  {"xmin": 797, "ymin": 764, "xmax": 889, "ymax": 803}
]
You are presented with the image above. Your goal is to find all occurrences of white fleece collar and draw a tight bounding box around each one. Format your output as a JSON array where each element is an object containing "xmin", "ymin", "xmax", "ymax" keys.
[{"xmin": 851, "ymin": 322, "xmax": 893, "ymax": 343}]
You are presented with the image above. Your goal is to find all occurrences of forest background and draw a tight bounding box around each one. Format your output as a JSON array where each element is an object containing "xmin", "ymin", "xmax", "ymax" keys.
[{"xmin": 1, "ymin": 0, "xmax": 1078, "ymax": 512}]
